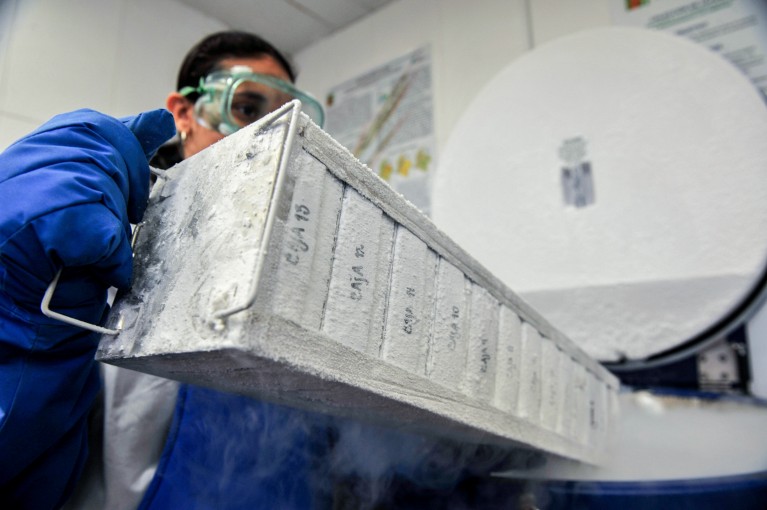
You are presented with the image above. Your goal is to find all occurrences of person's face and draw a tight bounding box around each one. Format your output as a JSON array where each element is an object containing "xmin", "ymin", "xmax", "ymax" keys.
[{"xmin": 166, "ymin": 55, "xmax": 293, "ymax": 159}]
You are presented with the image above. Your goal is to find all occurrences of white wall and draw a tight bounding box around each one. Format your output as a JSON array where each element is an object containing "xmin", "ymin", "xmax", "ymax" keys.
[
  {"xmin": 294, "ymin": 0, "xmax": 532, "ymax": 154},
  {"xmin": 529, "ymin": 0, "xmax": 612, "ymax": 47},
  {"xmin": 0, "ymin": 0, "xmax": 615, "ymax": 152},
  {"xmin": 294, "ymin": 0, "xmax": 612, "ymax": 154},
  {"xmin": 0, "ymin": 0, "xmax": 227, "ymax": 150}
]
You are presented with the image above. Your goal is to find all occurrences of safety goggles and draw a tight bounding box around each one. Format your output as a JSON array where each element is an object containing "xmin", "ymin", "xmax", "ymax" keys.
[{"xmin": 179, "ymin": 65, "xmax": 325, "ymax": 135}]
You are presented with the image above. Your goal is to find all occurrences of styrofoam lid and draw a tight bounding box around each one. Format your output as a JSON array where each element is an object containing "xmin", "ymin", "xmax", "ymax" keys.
[{"xmin": 431, "ymin": 27, "xmax": 767, "ymax": 362}]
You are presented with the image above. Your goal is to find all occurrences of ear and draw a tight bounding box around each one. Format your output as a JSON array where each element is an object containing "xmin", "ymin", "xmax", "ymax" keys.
[{"xmin": 166, "ymin": 92, "xmax": 194, "ymax": 135}]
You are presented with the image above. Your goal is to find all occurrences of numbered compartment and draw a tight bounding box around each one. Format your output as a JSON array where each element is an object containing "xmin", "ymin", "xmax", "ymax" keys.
[
  {"xmin": 588, "ymin": 377, "xmax": 609, "ymax": 449},
  {"xmin": 494, "ymin": 306, "xmax": 522, "ymax": 413},
  {"xmin": 540, "ymin": 338, "xmax": 563, "ymax": 432},
  {"xmin": 518, "ymin": 322, "xmax": 543, "ymax": 422},
  {"xmin": 554, "ymin": 349, "xmax": 574, "ymax": 437},
  {"xmin": 608, "ymin": 383, "xmax": 620, "ymax": 441},
  {"xmin": 271, "ymin": 152, "xmax": 344, "ymax": 330},
  {"xmin": 426, "ymin": 258, "xmax": 470, "ymax": 392},
  {"xmin": 462, "ymin": 285, "xmax": 499, "ymax": 402},
  {"xmin": 381, "ymin": 226, "xmax": 438, "ymax": 373},
  {"xmin": 322, "ymin": 187, "xmax": 395, "ymax": 355},
  {"xmin": 571, "ymin": 364, "xmax": 590, "ymax": 444}
]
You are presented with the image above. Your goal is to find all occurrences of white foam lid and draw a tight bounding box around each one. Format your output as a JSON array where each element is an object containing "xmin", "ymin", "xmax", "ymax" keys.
[{"xmin": 432, "ymin": 27, "xmax": 767, "ymax": 362}]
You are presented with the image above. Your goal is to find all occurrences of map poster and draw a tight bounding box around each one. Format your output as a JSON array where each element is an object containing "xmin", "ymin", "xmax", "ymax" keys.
[{"xmin": 324, "ymin": 46, "xmax": 435, "ymax": 215}]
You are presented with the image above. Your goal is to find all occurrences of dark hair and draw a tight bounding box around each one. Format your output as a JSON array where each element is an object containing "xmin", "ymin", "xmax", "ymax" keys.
[
  {"xmin": 177, "ymin": 30, "xmax": 296, "ymax": 102},
  {"xmin": 151, "ymin": 31, "xmax": 294, "ymax": 170}
]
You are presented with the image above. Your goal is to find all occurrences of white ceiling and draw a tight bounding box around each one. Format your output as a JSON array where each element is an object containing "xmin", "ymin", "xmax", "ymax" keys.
[{"xmin": 178, "ymin": 0, "xmax": 395, "ymax": 56}]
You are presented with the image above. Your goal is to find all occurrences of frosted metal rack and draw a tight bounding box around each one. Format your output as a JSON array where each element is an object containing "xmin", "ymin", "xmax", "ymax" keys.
[{"xmin": 97, "ymin": 101, "xmax": 620, "ymax": 465}]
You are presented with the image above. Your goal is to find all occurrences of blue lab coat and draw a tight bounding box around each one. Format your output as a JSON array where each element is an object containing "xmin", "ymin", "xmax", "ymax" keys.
[{"xmin": 0, "ymin": 109, "xmax": 323, "ymax": 509}]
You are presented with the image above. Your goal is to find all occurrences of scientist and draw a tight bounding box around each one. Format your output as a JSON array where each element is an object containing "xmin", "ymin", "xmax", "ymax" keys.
[{"xmin": 0, "ymin": 31, "xmax": 329, "ymax": 509}]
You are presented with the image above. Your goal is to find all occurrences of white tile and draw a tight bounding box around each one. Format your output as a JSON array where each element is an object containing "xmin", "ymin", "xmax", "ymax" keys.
[
  {"xmin": 352, "ymin": 0, "xmax": 392, "ymax": 11},
  {"xmin": 294, "ymin": 0, "xmax": 369, "ymax": 29}
]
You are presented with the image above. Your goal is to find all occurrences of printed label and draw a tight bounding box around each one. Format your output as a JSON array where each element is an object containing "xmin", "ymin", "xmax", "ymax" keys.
[{"xmin": 559, "ymin": 137, "xmax": 595, "ymax": 208}]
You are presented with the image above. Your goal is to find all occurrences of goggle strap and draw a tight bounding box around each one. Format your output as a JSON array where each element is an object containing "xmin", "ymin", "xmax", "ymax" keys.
[
  {"xmin": 179, "ymin": 86, "xmax": 197, "ymax": 96},
  {"xmin": 180, "ymin": 71, "xmax": 325, "ymax": 130},
  {"xmin": 179, "ymin": 77, "xmax": 207, "ymax": 97}
]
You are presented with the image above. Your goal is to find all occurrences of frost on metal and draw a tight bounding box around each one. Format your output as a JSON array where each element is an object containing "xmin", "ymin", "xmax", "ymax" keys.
[{"xmin": 97, "ymin": 102, "xmax": 620, "ymax": 465}]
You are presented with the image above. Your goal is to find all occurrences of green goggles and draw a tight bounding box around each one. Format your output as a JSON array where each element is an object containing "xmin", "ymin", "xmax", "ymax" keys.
[{"xmin": 180, "ymin": 65, "xmax": 325, "ymax": 135}]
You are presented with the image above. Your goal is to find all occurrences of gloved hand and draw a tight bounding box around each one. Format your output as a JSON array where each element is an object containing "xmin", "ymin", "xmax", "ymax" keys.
[{"xmin": 0, "ymin": 108, "xmax": 175, "ymax": 509}]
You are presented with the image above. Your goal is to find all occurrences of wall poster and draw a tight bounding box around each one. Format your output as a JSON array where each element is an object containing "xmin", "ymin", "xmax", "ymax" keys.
[{"xmin": 324, "ymin": 46, "xmax": 435, "ymax": 216}]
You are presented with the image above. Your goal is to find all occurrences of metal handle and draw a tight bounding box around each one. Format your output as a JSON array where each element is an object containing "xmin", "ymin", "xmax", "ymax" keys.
[
  {"xmin": 38, "ymin": 211, "xmax": 152, "ymax": 336},
  {"xmin": 40, "ymin": 268, "xmax": 121, "ymax": 336},
  {"xmin": 213, "ymin": 100, "xmax": 304, "ymax": 320},
  {"xmin": 39, "ymin": 101, "xmax": 304, "ymax": 330}
]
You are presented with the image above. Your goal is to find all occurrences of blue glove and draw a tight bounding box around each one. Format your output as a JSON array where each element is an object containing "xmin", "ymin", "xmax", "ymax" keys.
[{"xmin": 0, "ymin": 108, "xmax": 175, "ymax": 508}]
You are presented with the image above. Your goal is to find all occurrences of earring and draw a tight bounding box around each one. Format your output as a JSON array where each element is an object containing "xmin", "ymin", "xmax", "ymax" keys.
[{"xmin": 180, "ymin": 131, "xmax": 187, "ymax": 142}]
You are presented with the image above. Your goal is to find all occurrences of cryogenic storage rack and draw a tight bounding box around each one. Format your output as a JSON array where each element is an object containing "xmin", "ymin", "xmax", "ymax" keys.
[{"xmin": 97, "ymin": 102, "xmax": 619, "ymax": 464}]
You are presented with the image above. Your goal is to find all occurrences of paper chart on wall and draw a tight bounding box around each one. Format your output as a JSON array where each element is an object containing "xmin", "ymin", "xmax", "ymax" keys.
[
  {"xmin": 611, "ymin": 0, "xmax": 767, "ymax": 98},
  {"xmin": 324, "ymin": 46, "xmax": 435, "ymax": 216}
]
